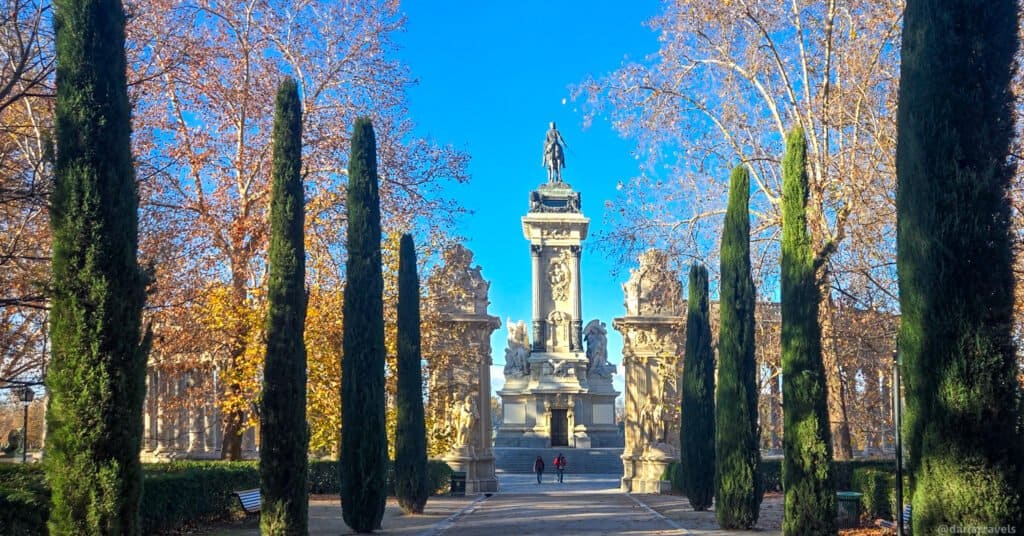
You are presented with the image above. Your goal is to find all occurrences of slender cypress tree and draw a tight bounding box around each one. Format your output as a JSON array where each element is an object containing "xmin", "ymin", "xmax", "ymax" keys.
[
  {"xmin": 260, "ymin": 78, "xmax": 308, "ymax": 536},
  {"xmin": 45, "ymin": 0, "xmax": 150, "ymax": 532},
  {"xmin": 715, "ymin": 165, "xmax": 762, "ymax": 529},
  {"xmin": 780, "ymin": 127, "xmax": 835, "ymax": 535},
  {"xmin": 341, "ymin": 117, "xmax": 387, "ymax": 532},
  {"xmin": 897, "ymin": 0, "xmax": 1024, "ymax": 532},
  {"xmin": 681, "ymin": 263, "xmax": 715, "ymax": 511},
  {"xmin": 394, "ymin": 233, "xmax": 430, "ymax": 514}
]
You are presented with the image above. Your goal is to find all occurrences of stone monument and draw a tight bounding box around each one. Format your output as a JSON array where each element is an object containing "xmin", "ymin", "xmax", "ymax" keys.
[
  {"xmin": 614, "ymin": 250, "xmax": 686, "ymax": 493},
  {"xmin": 495, "ymin": 125, "xmax": 620, "ymax": 449},
  {"xmin": 426, "ymin": 245, "xmax": 501, "ymax": 493}
]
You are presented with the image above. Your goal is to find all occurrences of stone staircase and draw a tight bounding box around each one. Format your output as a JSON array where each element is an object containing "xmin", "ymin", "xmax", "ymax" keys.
[{"xmin": 493, "ymin": 447, "xmax": 623, "ymax": 474}]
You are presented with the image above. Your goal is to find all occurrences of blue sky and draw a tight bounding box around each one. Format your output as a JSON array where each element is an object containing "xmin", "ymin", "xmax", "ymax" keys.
[{"xmin": 395, "ymin": 1, "xmax": 664, "ymax": 399}]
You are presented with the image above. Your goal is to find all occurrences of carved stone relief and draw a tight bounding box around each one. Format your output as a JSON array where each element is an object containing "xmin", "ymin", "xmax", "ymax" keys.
[
  {"xmin": 547, "ymin": 250, "xmax": 571, "ymax": 301},
  {"xmin": 429, "ymin": 244, "xmax": 491, "ymax": 315},
  {"xmin": 547, "ymin": 310, "xmax": 570, "ymax": 350},
  {"xmin": 622, "ymin": 249, "xmax": 684, "ymax": 317}
]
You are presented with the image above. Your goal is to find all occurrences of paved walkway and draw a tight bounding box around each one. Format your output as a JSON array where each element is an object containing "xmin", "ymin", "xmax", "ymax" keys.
[{"xmin": 201, "ymin": 475, "xmax": 782, "ymax": 535}]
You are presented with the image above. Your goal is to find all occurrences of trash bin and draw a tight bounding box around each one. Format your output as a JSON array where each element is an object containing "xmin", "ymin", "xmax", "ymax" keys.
[
  {"xmin": 450, "ymin": 471, "xmax": 467, "ymax": 496},
  {"xmin": 836, "ymin": 491, "xmax": 863, "ymax": 528}
]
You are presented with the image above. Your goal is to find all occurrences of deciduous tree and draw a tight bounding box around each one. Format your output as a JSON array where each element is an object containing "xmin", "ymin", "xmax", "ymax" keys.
[
  {"xmin": 0, "ymin": 0, "xmax": 54, "ymax": 384},
  {"xmin": 578, "ymin": 0, "xmax": 904, "ymax": 459},
  {"xmin": 125, "ymin": 0, "xmax": 469, "ymax": 458}
]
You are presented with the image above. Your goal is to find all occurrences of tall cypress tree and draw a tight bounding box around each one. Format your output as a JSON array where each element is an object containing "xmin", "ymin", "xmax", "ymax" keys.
[
  {"xmin": 45, "ymin": 0, "xmax": 150, "ymax": 532},
  {"xmin": 681, "ymin": 263, "xmax": 715, "ymax": 511},
  {"xmin": 260, "ymin": 78, "xmax": 308, "ymax": 536},
  {"xmin": 394, "ymin": 233, "xmax": 430, "ymax": 514},
  {"xmin": 341, "ymin": 117, "xmax": 387, "ymax": 533},
  {"xmin": 715, "ymin": 165, "xmax": 762, "ymax": 529},
  {"xmin": 780, "ymin": 127, "xmax": 835, "ymax": 535},
  {"xmin": 897, "ymin": 0, "xmax": 1024, "ymax": 532}
]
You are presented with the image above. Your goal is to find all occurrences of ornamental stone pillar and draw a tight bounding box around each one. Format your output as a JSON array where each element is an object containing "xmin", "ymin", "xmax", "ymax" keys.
[
  {"xmin": 615, "ymin": 250, "xmax": 686, "ymax": 493},
  {"xmin": 426, "ymin": 245, "xmax": 501, "ymax": 494}
]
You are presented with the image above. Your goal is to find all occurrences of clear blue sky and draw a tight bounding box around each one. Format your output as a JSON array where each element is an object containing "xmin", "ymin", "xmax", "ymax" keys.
[{"xmin": 395, "ymin": 1, "xmax": 664, "ymax": 399}]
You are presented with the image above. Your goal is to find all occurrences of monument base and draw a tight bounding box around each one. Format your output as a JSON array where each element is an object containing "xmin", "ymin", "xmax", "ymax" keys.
[
  {"xmin": 444, "ymin": 446, "xmax": 498, "ymax": 494},
  {"xmin": 620, "ymin": 444, "xmax": 678, "ymax": 494}
]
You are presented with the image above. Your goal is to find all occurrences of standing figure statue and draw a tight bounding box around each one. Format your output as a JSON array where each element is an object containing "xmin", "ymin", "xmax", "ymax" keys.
[
  {"xmin": 542, "ymin": 121, "xmax": 568, "ymax": 183},
  {"xmin": 503, "ymin": 319, "xmax": 531, "ymax": 378},
  {"xmin": 583, "ymin": 319, "xmax": 614, "ymax": 378},
  {"xmin": 455, "ymin": 395, "xmax": 478, "ymax": 447}
]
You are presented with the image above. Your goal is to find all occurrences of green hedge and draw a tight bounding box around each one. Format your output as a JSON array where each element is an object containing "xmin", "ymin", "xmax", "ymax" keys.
[
  {"xmin": 0, "ymin": 458, "xmax": 455, "ymax": 534},
  {"xmin": 140, "ymin": 461, "xmax": 260, "ymax": 533},
  {"xmin": 0, "ymin": 465, "xmax": 49, "ymax": 535},
  {"xmin": 852, "ymin": 468, "xmax": 891, "ymax": 519},
  {"xmin": 0, "ymin": 486, "xmax": 48, "ymax": 535},
  {"xmin": 667, "ymin": 458, "xmax": 898, "ymax": 496},
  {"xmin": 426, "ymin": 460, "xmax": 453, "ymax": 495},
  {"xmin": 310, "ymin": 459, "xmax": 452, "ymax": 496}
]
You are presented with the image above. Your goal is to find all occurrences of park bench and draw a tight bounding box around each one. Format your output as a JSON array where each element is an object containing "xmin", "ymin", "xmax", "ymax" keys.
[
  {"xmin": 233, "ymin": 488, "xmax": 262, "ymax": 514},
  {"xmin": 874, "ymin": 504, "xmax": 911, "ymax": 534}
]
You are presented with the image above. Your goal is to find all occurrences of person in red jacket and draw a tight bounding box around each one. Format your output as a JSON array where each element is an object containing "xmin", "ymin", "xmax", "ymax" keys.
[
  {"xmin": 554, "ymin": 453, "xmax": 567, "ymax": 483},
  {"xmin": 534, "ymin": 455, "xmax": 545, "ymax": 484}
]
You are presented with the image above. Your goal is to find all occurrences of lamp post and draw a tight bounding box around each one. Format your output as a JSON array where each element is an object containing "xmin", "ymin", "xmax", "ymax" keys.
[
  {"xmin": 16, "ymin": 386, "xmax": 34, "ymax": 463},
  {"xmin": 892, "ymin": 349, "xmax": 904, "ymax": 536}
]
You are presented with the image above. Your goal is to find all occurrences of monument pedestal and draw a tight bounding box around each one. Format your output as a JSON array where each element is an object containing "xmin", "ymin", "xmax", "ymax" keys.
[
  {"xmin": 444, "ymin": 446, "xmax": 498, "ymax": 493},
  {"xmin": 621, "ymin": 443, "xmax": 677, "ymax": 493}
]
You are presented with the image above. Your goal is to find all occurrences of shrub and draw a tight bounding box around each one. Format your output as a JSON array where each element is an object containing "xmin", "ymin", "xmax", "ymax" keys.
[
  {"xmin": 309, "ymin": 460, "xmax": 342, "ymax": 494},
  {"xmin": 0, "ymin": 459, "xmax": 455, "ymax": 533},
  {"xmin": 851, "ymin": 469, "xmax": 892, "ymax": 519},
  {"xmin": 426, "ymin": 460, "xmax": 453, "ymax": 495},
  {"xmin": 310, "ymin": 460, "xmax": 452, "ymax": 497},
  {"xmin": 0, "ymin": 486, "xmax": 48, "ymax": 535},
  {"xmin": 760, "ymin": 459, "xmax": 782, "ymax": 492},
  {"xmin": 139, "ymin": 461, "xmax": 259, "ymax": 534}
]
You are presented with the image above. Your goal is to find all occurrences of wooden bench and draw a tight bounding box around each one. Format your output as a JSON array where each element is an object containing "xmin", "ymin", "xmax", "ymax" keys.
[{"xmin": 233, "ymin": 488, "xmax": 262, "ymax": 514}]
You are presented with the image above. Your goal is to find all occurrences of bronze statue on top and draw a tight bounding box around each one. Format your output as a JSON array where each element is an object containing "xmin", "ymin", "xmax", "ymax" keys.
[{"xmin": 543, "ymin": 121, "xmax": 568, "ymax": 183}]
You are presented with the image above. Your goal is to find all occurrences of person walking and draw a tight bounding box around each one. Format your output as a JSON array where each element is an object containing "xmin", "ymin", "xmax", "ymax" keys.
[
  {"xmin": 554, "ymin": 453, "xmax": 567, "ymax": 483},
  {"xmin": 534, "ymin": 455, "xmax": 545, "ymax": 484}
]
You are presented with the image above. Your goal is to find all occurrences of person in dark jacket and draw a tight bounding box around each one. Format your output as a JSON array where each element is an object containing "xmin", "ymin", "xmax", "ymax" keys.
[{"xmin": 534, "ymin": 455, "xmax": 545, "ymax": 484}]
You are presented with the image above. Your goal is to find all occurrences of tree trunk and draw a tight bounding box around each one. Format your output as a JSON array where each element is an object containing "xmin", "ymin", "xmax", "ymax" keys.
[
  {"xmin": 220, "ymin": 402, "xmax": 244, "ymax": 460},
  {"xmin": 220, "ymin": 273, "xmax": 249, "ymax": 461},
  {"xmin": 819, "ymin": 277, "xmax": 853, "ymax": 460}
]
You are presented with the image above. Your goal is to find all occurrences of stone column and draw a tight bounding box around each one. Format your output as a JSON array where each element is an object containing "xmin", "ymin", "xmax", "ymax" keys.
[
  {"xmin": 769, "ymin": 366, "xmax": 781, "ymax": 451},
  {"xmin": 189, "ymin": 402, "xmax": 202, "ymax": 454},
  {"xmin": 143, "ymin": 370, "xmax": 155, "ymax": 452},
  {"xmin": 879, "ymin": 368, "xmax": 891, "ymax": 451},
  {"xmin": 567, "ymin": 398, "xmax": 576, "ymax": 447},
  {"xmin": 156, "ymin": 370, "xmax": 170, "ymax": 455},
  {"xmin": 478, "ymin": 347, "xmax": 493, "ymax": 456},
  {"xmin": 531, "ymin": 244, "xmax": 545, "ymax": 352},
  {"xmin": 570, "ymin": 245, "xmax": 583, "ymax": 351}
]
